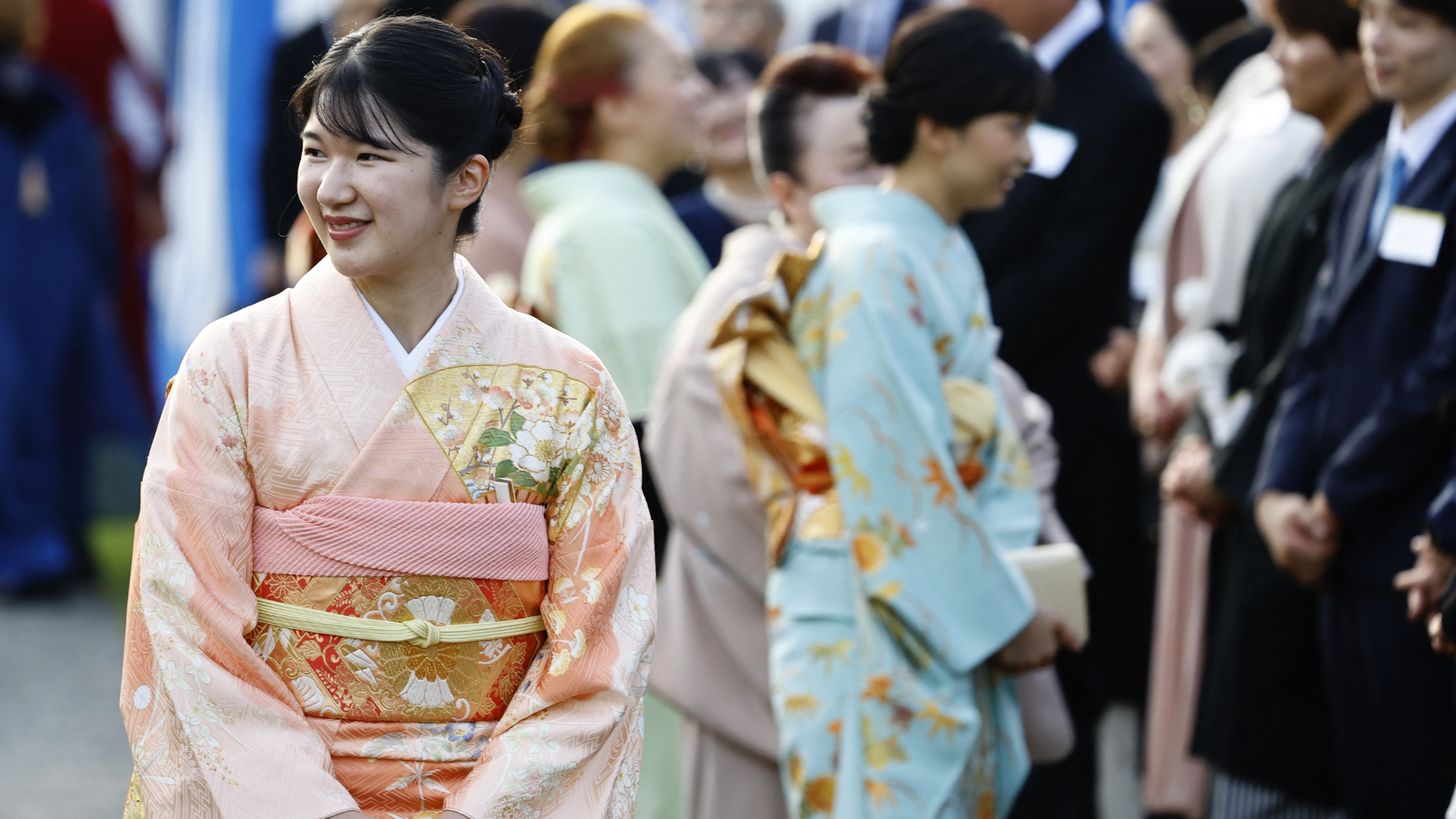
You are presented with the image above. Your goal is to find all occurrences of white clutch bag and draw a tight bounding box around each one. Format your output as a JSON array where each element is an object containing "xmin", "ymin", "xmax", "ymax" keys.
[
  {"xmin": 1007, "ymin": 542, "xmax": 1088, "ymax": 764},
  {"xmin": 1007, "ymin": 542, "xmax": 1089, "ymax": 646}
]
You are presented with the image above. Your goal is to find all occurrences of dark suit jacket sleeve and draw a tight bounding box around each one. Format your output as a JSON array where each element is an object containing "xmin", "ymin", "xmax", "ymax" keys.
[
  {"xmin": 986, "ymin": 98, "xmax": 1168, "ymax": 368},
  {"xmin": 1430, "ymin": 476, "xmax": 1456, "ymax": 555},
  {"xmin": 1253, "ymin": 263, "xmax": 1334, "ymax": 500},
  {"xmin": 1224, "ymin": 302, "xmax": 1317, "ymax": 501},
  {"xmin": 1317, "ymin": 264, "xmax": 1456, "ymax": 524}
]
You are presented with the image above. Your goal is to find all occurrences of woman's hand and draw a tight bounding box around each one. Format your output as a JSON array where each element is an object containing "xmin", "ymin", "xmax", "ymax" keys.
[
  {"xmin": 992, "ymin": 608, "xmax": 1083, "ymax": 674},
  {"xmin": 1160, "ymin": 436, "xmax": 1228, "ymax": 523},
  {"xmin": 1090, "ymin": 327, "xmax": 1137, "ymax": 392},
  {"xmin": 1130, "ymin": 336, "xmax": 1190, "ymax": 443}
]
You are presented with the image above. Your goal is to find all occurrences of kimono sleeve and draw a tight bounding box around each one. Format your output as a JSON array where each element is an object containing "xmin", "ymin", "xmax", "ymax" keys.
[
  {"xmin": 810, "ymin": 241, "xmax": 1035, "ymax": 674},
  {"xmin": 120, "ymin": 325, "xmax": 357, "ymax": 818},
  {"xmin": 448, "ymin": 377, "xmax": 655, "ymax": 818}
]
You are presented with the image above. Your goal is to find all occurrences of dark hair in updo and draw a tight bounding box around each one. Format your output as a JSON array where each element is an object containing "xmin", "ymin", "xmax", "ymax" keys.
[
  {"xmin": 1156, "ymin": 0, "xmax": 1266, "ymax": 99},
  {"xmin": 752, "ymin": 45, "xmax": 876, "ymax": 181},
  {"xmin": 866, "ymin": 7, "xmax": 1050, "ymax": 166},
  {"xmin": 289, "ymin": 15, "xmax": 522, "ymax": 238}
]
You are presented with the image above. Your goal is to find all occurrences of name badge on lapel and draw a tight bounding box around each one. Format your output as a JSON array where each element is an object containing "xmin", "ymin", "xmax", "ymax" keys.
[
  {"xmin": 1378, "ymin": 206, "xmax": 1446, "ymax": 267},
  {"xmin": 1027, "ymin": 123, "xmax": 1078, "ymax": 180}
]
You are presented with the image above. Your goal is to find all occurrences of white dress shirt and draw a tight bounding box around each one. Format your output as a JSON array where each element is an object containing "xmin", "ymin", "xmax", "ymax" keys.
[{"xmin": 1382, "ymin": 88, "xmax": 1456, "ymax": 179}]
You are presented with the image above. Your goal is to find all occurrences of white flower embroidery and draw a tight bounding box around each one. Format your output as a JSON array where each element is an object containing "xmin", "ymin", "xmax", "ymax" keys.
[
  {"xmin": 404, "ymin": 595, "xmax": 456, "ymax": 625},
  {"xmin": 580, "ymin": 568, "xmax": 603, "ymax": 604},
  {"xmin": 509, "ymin": 418, "xmax": 563, "ymax": 476},
  {"xmin": 401, "ymin": 672, "xmax": 454, "ymax": 709},
  {"xmin": 343, "ymin": 646, "xmax": 380, "ymax": 686},
  {"xmin": 290, "ymin": 676, "xmax": 339, "ymax": 716}
]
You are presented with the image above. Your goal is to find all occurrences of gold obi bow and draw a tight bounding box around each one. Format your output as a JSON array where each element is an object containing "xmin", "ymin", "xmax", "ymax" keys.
[{"xmin": 709, "ymin": 233, "xmax": 998, "ymax": 565}]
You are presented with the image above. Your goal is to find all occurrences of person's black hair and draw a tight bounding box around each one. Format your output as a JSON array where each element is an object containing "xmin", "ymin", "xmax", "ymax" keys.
[
  {"xmin": 1158, "ymin": 0, "xmax": 1249, "ymax": 53},
  {"xmin": 865, "ymin": 7, "xmax": 1050, "ymax": 166},
  {"xmin": 290, "ymin": 14, "xmax": 522, "ymax": 238},
  {"xmin": 1156, "ymin": 0, "xmax": 1265, "ymax": 99},
  {"xmin": 1275, "ymin": 0, "xmax": 1361, "ymax": 53},
  {"xmin": 696, "ymin": 50, "xmax": 768, "ymax": 89},
  {"xmin": 1195, "ymin": 27, "xmax": 1271, "ymax": 99},
  {"xmin": 457, "ymin": 6, "xmax": 555, "ymax": 90},
  {"xmin": 754, "ymin": 44, "xmax": 876, "ymax": 180},
  {"xmin": 1393, "ymin": 0, "xmax": 1456, "ymax": 30}
]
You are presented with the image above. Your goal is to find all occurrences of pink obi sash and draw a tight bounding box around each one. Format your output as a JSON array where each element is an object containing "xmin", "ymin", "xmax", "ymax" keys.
[{"xmin": 251, "ymin": 495, "xmax": 550, "ymax": 579}]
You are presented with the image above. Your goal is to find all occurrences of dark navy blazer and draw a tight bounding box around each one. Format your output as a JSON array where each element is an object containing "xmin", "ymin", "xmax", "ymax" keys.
[{"xmin": 1257, "ymin": 117, "xmax": 1456, "ymax": 589}]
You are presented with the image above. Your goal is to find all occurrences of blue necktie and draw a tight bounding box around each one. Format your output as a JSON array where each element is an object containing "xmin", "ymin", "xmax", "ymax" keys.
[{"xmin": 1369, "ymin": 151, "xmax": 1409, "ymax": 246}]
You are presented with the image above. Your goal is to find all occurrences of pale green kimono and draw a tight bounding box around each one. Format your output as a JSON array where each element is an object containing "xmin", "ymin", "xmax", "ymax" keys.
[
  {"xmin": 520, "ymin": 161, "xmax": 709, "ymax": 418},
  {"xmin": 771, "ymin": 187, "xmax": 1040, "ymax": 818}
]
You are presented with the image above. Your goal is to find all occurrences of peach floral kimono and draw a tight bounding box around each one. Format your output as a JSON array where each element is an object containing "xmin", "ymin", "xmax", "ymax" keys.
[{"xmin": 120, "ymin": 255, "xmax": 654, "ymax": 818}]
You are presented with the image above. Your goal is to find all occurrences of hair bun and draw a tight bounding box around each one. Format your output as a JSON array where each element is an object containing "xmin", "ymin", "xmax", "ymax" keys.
[
  {"xmin": 487, "ymin": 89, "xmax": 524, "ymax": 159},
  {"xmin": 864, "ymin": 90, "xmax": 917, "ymax": 166}
]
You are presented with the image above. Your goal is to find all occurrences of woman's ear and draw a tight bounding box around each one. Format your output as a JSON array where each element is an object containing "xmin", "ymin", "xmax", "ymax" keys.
[
  {"xmin": 594, "ymin": 92, "xmax": 635, "ymax": 144},
  {"xmin": 767, "ymin": 170, "xmax": 800, "ymax": 216},
  {"xmin": 447, "ymin": 155, "xmax": 491, "ymax": 212},
  {"xmin": 915, "ymin": 115, "xmax": 950, "ymax": 158}
]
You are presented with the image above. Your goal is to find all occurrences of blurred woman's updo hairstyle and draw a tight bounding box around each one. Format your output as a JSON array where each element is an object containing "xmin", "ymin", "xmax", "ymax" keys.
[
  {"xmin": 750, "ymin": 44, "xmax": 877, "ymax": 182},
  {"xmin": 289, "ymin": 14, "xmax": 522, "ymax": 238},
  {"xmin": 522, "ymin": 5, "xmax": 653, "ymax": 164},
  {"xmin": 865, "ymin": 7, "xmax": 1050, "ymax": 166},
  {"xmin": 1157, "ymin": 0, "xmax": 1266, "ymax": 100}
]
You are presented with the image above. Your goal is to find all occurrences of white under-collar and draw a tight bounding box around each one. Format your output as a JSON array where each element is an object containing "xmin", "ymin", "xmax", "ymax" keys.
[
  {"xmin": 1383, "ymin": 88, "xmax": 1456, "ymax": 179},
  {"xmin": 1034, "ymin": 0, "xmax": 1104, "ymax": 72},
  {"xmin": 355, "ymin": 260, "xmax": 465, "ymax": 376}
]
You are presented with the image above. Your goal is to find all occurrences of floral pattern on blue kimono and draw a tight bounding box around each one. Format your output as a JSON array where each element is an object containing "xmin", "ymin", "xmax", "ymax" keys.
[{"xmin": 769, "ymin": 187, "xmax": 1041, "ymax": 818}]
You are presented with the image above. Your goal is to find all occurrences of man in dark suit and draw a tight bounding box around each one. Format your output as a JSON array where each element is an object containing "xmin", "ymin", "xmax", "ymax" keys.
[
  {"xmin": 1255, "ymin": 0, "xmax": 1456, "ymax": 813},
  {"xmin": 811, "ymin": 0, "xmax": 929, "ymax": 60},
  {"xmin": 958, "ymin": 0, "xmax": 1169, "ymax": 815}
]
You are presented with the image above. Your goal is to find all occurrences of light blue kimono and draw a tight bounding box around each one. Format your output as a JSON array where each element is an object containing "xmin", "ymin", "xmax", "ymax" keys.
[{"xmin": 769, "ymin": 187, "xmax": 1041, "ymax": 818}]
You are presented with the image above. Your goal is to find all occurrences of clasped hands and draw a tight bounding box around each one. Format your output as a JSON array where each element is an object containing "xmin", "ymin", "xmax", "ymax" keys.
[
  {"xmin": 1160, "ymin": 436, "xmax": 1229, "ymax": 524},
  {"xmin": 1254, "ymin": 490, "xmax": 1340, "ymax": 588}
]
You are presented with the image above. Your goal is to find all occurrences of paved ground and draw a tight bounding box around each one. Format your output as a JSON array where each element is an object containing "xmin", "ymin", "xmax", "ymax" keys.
[{"xmin": 0, "ymin": 587, "xmax": 131, "ymax": 819}]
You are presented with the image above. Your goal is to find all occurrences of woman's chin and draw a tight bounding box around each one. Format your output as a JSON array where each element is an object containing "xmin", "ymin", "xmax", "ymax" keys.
[{"xmin": 326, "ymin": 248, "xmax": 376, "ymax": 279}]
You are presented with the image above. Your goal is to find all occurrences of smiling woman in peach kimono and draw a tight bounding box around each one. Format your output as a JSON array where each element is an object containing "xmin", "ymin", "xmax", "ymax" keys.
[{"xmin": 119, "ymin": 17, "xmax": 654, "ymax": 819}]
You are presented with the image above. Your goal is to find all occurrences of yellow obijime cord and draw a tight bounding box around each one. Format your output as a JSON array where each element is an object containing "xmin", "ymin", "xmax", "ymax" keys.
[{"xmin": 254, "ymin": 598, "xmax": 546, "ymax": 648}]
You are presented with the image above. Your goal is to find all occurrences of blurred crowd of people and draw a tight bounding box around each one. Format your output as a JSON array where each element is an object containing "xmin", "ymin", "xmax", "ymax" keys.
[
  {"xmin": 10, "ymin": 0, "xmax": 1456, "ymax": 816},
  {"xmin": 1, "ymin": 0, "xmax": 160, "ymax": 595}
]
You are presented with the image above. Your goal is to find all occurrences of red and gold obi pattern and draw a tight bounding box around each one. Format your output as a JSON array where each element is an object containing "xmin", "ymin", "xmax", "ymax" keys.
[{"xmin": 247, "ymin": 573, "xmax": 545, "ymax": 724}]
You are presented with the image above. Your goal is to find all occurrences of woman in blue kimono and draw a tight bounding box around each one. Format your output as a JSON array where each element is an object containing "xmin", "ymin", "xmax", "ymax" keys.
[{"xmin": 721, "ymin": 9, "xmax": 1082, "ymax": 817}]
